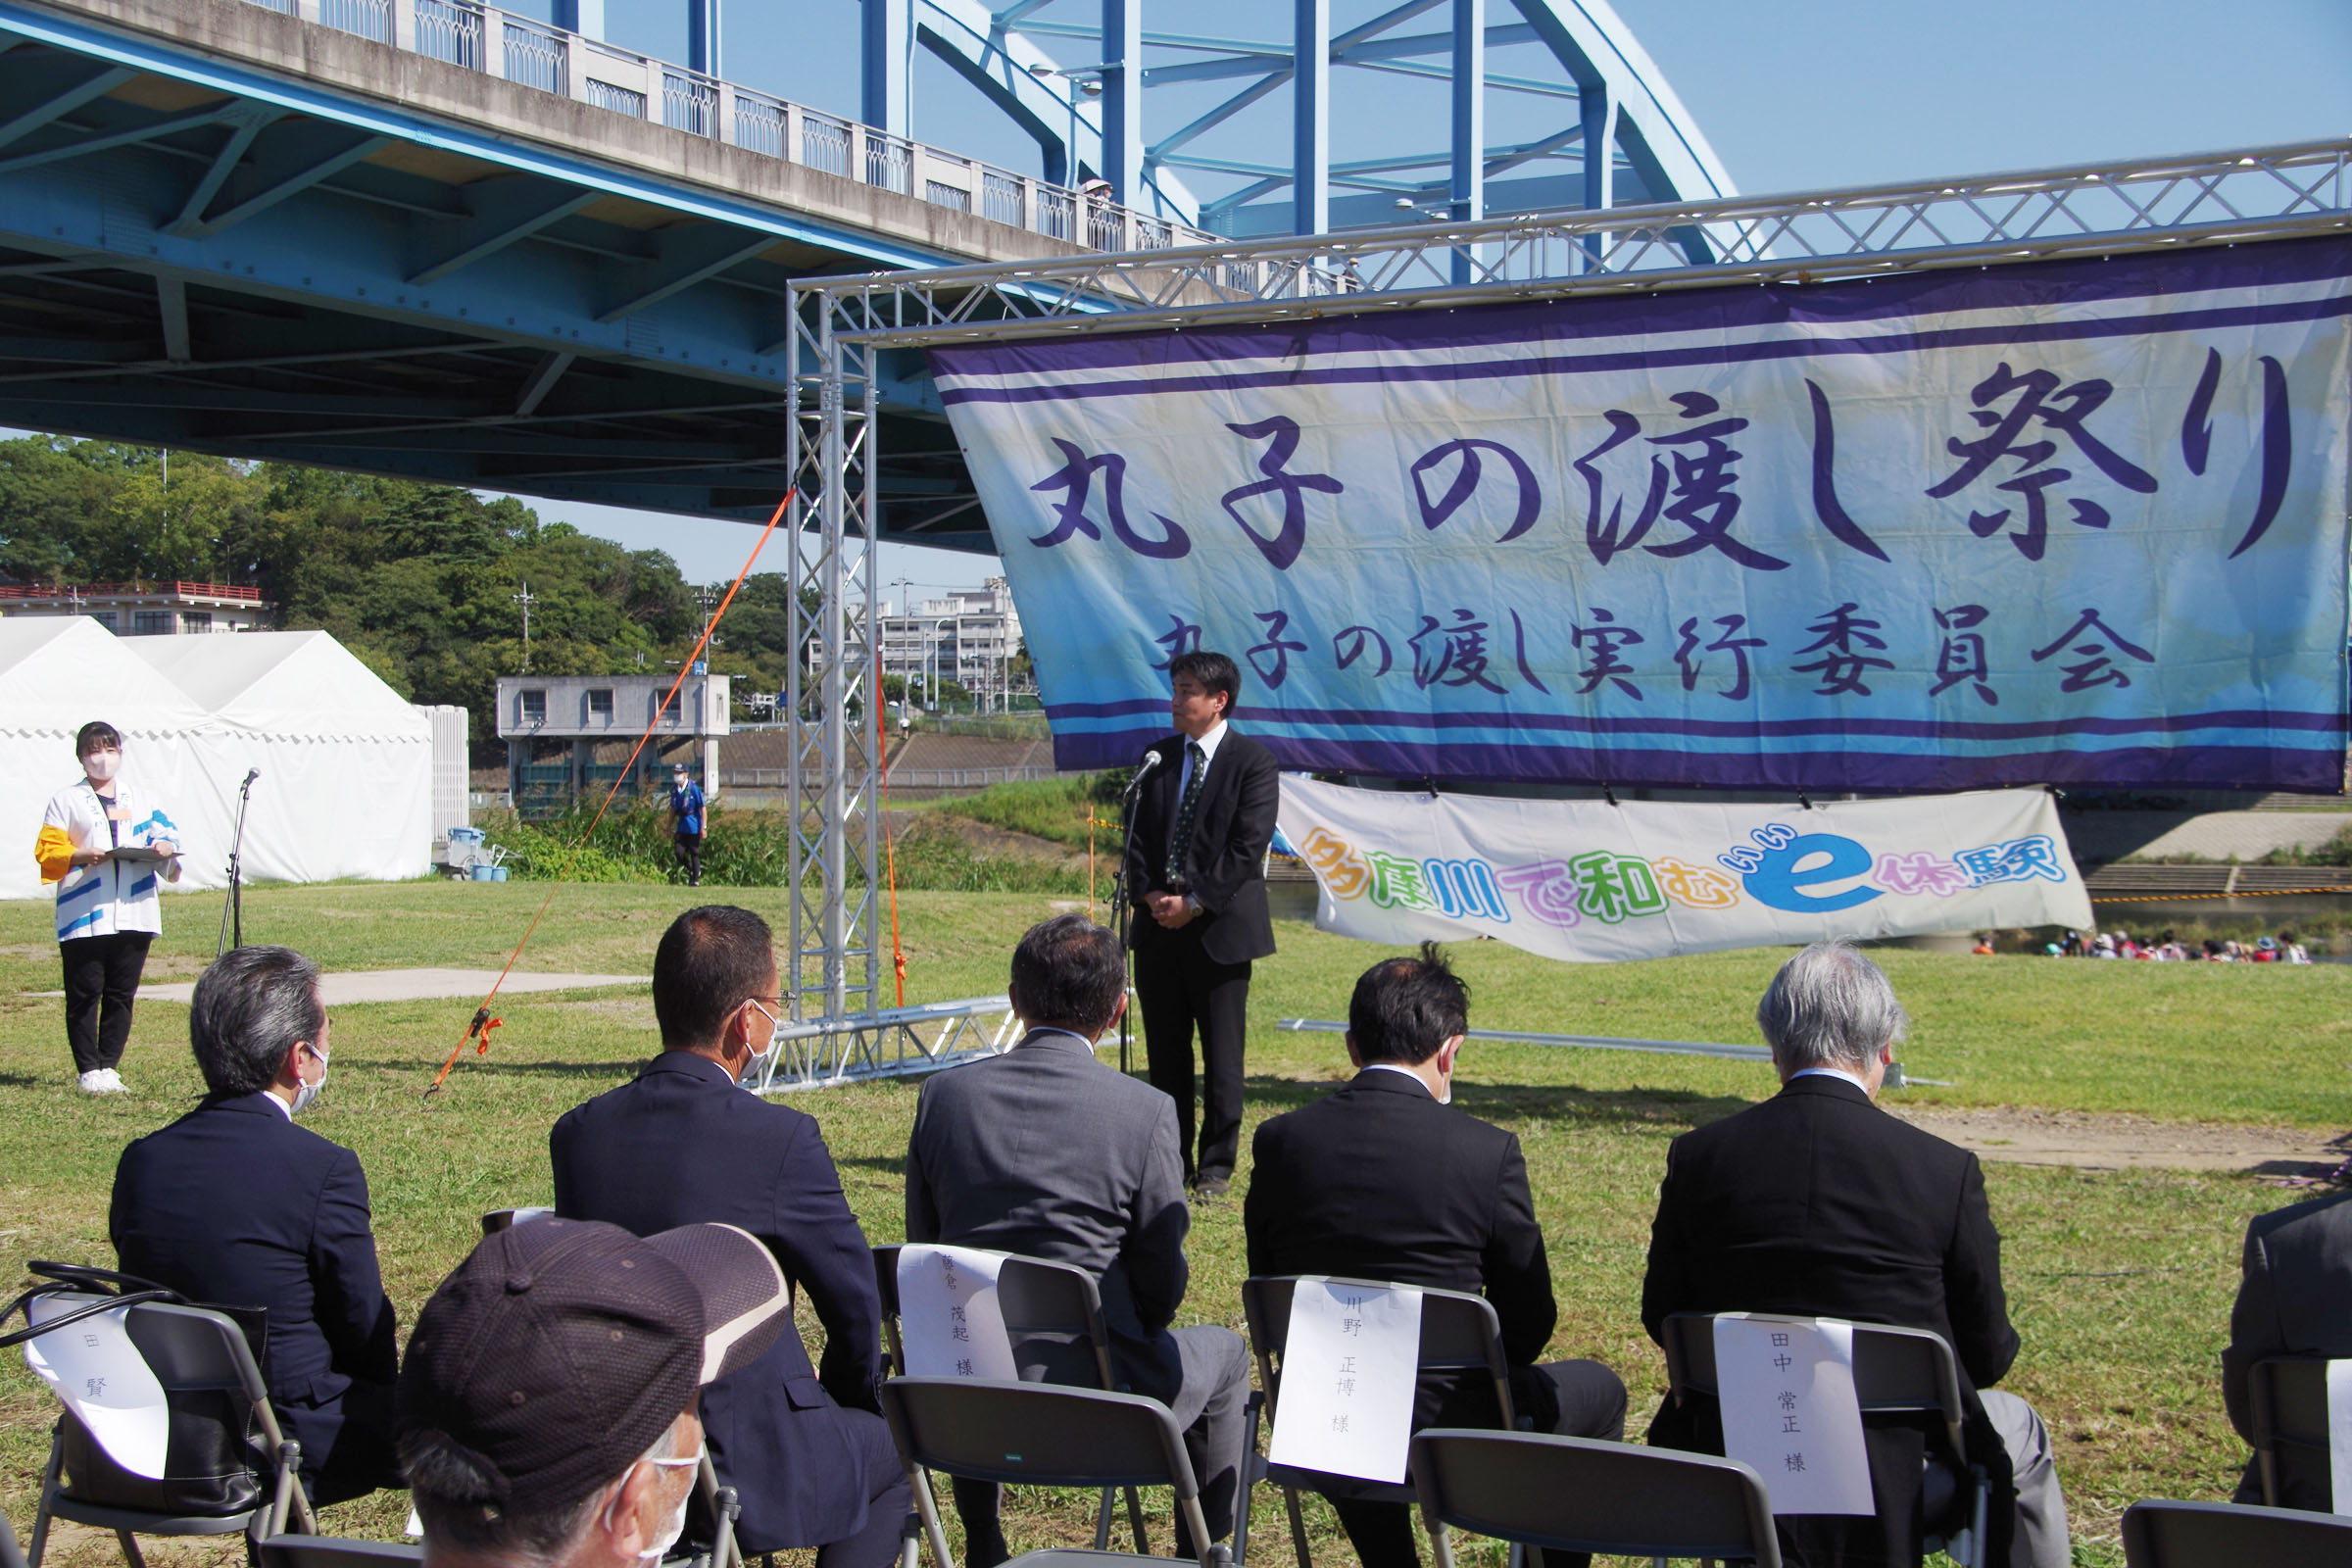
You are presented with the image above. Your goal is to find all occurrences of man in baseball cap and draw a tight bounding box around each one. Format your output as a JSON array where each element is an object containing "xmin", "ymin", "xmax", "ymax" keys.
[{"xmin": 396, "ymin": 1218, "xmax": 791, "ymax": 1568}]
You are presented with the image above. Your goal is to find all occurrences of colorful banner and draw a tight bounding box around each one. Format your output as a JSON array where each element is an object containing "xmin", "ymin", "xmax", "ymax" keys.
[
  {"xmin": 1275, "ymin": 777, "xmax": 2093, "ymax": 962},
  {"xmin": 933, "ymin": 235, "xmax": 2352, "ymax": 792}
]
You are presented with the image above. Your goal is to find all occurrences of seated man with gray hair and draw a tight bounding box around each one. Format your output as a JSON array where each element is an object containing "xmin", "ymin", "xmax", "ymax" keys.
[
  {"xmin": 1640, "ymin": 942, "xmax": 2069, "ymax": 1568},
  {"xmin": 112, "ymin": 945, "xmax": 400, "ymax": 1506}
]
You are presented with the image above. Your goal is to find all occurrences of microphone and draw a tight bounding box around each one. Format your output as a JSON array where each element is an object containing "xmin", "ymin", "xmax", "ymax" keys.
[
  {"xmin": 243, "ymin": 768, "xmax": 260, "ymax": 786},
  {"xmin": 1122, "ymin": 748, "xmax": 1163, "ymax": 800}
]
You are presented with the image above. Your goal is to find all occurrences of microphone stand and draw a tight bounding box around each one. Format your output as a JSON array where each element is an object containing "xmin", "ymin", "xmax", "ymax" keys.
[{"xmin": 217, "ymin": 769, "xmax": 257, "ymax": 958}]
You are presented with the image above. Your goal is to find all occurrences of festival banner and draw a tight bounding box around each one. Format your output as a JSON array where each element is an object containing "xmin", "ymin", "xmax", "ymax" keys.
[
  {"xmin": 1275, "ymin": 777, "xmax": 2093, "ymax": 962},
  {"xmin": 932, "ymin": 235, "xmax": 2352, "ymax": 792}
]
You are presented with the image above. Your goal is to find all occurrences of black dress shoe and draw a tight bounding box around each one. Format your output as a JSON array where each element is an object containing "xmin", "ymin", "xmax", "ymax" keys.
[{"xmin": 1193, "ymin": 1175, "xmax": 1231, "ymax": 1200}]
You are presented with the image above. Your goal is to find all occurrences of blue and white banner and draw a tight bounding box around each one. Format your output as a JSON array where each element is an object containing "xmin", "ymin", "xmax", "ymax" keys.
[
  {"xmin": 1276, "ymin": 777, "xmax": 2094, "ymax": 963},
  {"xmin": 934, "ymin": 235, "xmax": 2352, "ymax": 792}
]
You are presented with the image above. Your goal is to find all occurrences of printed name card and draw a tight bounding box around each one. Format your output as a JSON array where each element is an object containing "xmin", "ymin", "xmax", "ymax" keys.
[
  {"xmin": 896, "ymin": 1245, "xmax": 1019, "ymax": 1381},
  {"xmin": 1712, "ymin": 1315, "xmax": 1873, "ymax": 1516},
  {"xmin": 2328, "ymin": 1359, "xmax": 2352, "ymax": 1516},
  {"xmin": 1266, "ymin": 1279, "xmax": 1423, "ymax": 1484},
  {"xmin": 23, "ymin": 1294, "xmax": 172, "ymax": 1479}
]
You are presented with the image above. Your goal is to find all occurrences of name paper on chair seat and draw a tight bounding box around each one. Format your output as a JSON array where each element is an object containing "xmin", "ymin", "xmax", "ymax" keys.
[
  {"xmin": 897, "ymin": 1246, "xmax": 1019, "ymax": 1380},
  {"xmin": 23, "ymin": 1295, "xmax": 171, "ymax": 1479},
  {"xmin": 2328, "ymin": 1359, "xmax": 2352, "ymax": 1516},
  {"xmin": 1713, "ymin": 1317, "xmax": 1873, "ymax": 1516},
  {"xmin": 1266, "ymin": 1280, "xmax": 1423, "ymax": 1484}
]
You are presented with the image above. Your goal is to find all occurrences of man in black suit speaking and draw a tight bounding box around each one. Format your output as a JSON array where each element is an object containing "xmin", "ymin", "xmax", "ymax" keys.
[
  {"xmin": 1123, "ymin": 650, "xmax": 1280, "ymax": 1199},
  {"xmin": 1641, "ymin": 942, "xmax": 2069, "ymax": 1568},
  {"xmin": 1245, "ymin": 945, "xmax": 1626, "ymax": 1568}
]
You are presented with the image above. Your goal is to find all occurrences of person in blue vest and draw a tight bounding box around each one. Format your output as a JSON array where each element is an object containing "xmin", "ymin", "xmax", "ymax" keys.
[
  {"xmin": 33, "ymin": 720, "xmax": 180, "ymax": 1093},
  {"xmin": 668, "ymin": 763, "xmax": 706, "ymax": 887}
]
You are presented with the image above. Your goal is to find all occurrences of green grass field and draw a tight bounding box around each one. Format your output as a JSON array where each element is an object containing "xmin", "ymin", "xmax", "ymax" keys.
[{"xmin": 1, "ymin": 879, "xmax": 2344, "ymax": 1566}]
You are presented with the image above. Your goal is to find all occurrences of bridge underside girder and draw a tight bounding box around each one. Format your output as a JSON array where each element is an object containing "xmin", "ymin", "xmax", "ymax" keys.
[{"xmin": 0, "ymin": 14, "xmax": 995, "ymax": 551}]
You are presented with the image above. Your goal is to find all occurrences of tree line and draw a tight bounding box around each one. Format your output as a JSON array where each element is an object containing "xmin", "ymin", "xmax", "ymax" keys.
[{"xmin": 0, "ymin": 437, "xmax": 815, "ymax": 745}]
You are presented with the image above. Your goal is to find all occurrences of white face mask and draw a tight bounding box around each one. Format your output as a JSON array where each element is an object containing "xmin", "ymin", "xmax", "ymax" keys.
[
  {"xmin": 632, "ymin": 1440, "xmax": 703, "ymax": 1562},
  {"xmin": 742, "ymin": 1000, "xmax": 782, "ymax": 1085},
  {"xmin": 290, "ymin": 1042, "xmax": 329, "ymax": 1115},
  {"xmin": 83, "ymin": 750, "xmax": 120, "ymax": 784}
]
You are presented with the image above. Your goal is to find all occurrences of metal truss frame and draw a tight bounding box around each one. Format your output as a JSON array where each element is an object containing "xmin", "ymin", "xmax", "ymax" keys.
[
  {"xmin": 780, "ymin": 135, "xmax": 2352, "ymax": 1040},
  {"xmin": 746, "ymin": 995, "xmax": 1023, "ymax": 1092}
]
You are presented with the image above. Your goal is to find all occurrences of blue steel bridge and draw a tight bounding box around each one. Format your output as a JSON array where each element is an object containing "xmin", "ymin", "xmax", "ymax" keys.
[{"xmin": 0, "ymin": 0, "xmax": 1730, "ymax": 552}]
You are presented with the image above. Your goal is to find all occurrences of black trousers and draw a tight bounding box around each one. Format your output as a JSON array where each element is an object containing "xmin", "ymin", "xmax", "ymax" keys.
[
  {"xmin": 673, "ymin": 831, "xmax": 703, "ymax": 885},
  {"xmin": 1135, "ymin": 928, "xmax": 1250, "ymax": 1183},
  {"xmin": 62, "ymin": 930, "xmax": 152, "ymax": 1074},
  {"xmin": 1326, "ymin": 1359, "xmax": 1628, "ymax": 1568}
]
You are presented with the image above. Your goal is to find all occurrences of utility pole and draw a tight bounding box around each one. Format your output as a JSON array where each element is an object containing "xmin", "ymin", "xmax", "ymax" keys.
[{"xmin": 513, "ymin": 580, "xmax": 536, "ymax": 672}]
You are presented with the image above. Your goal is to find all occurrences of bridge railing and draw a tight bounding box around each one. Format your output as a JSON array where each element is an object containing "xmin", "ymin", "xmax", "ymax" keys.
[{"xmin": 248, "ymin": 0, "xmax": 1213, "ymax": 253}]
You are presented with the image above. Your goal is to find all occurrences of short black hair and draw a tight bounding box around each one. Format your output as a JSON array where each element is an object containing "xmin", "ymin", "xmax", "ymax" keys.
[
  {"xmin": 1348, "ymin": 943, "xmax": 1470, "ymax": 1065},
  {"xmin": 1008, "ymin": 913, "xmax": 1125, "ymax": 1037},
  {"xmin": 652, "ymin": 906, "xmax": 775, "ymax": 1046},
  {"xmin": 1168, "ymin": 650, "xmax": 1241, "ymax": 719},
  {"xmin": 190, "ymin": 947, "xmax": 325, "ymax": 1097},
  {"xmin": 74, "ymin": 720, "xmax": 122, "ymax": 759}
]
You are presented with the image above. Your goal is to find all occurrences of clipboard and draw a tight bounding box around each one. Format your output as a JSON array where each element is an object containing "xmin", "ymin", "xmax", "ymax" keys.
[{"xmin": 108, "ymin": 845, "xmax": 172, "ymax": 863}]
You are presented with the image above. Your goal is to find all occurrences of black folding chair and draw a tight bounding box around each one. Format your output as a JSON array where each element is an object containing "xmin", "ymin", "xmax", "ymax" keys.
[
  {"xmin": 876, "ymin": 1245, "xmax": 1151, "ymax": 1554},
  {"xmin": 255, "ymin": 1539, "xmax": 424, "ymax": 1568},
  {"xmin": 879, "ymin": 1378, "xmax": 1225, "ymax": 1568},
  {"xmin": 1661, "ymin": 1311, "xmax": 1988, "ymax": 1568},
  {"xmin": 4, "ymin": 1265, "xmax": 315, "ymax": 1568},
  {"xmin": 2121, "ymin": 1498, "xmax": 2352, "ymax": 1567},
  {"xmin": 1242, "ymin": 1275, "xmax": 1515, "ymax": 1568},
  {"xmin": 2246, "ymin": 1357, "xmax": 2331, "ymax": 1511},
  {"xmin": 1410, "ymin": 1428, "xmax": 1784, "ymax": 1568}
]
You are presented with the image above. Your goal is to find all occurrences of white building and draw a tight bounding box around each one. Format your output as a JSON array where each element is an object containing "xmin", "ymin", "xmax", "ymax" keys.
[
  {"xmin": 876, "ymin": 577, "xmax": 1025, "ymax": 702},
  {"xmin": 0, "ymin": 579, "xmax": 270, "ymax": 635}
]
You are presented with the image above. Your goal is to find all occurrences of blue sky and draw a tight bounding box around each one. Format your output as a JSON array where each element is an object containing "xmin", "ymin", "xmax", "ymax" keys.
[{"xmin": 369, "ymin": 1, "xmax": 2352, "ymax": 590}]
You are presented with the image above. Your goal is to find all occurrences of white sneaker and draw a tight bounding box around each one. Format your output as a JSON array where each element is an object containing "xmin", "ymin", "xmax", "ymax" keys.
[
  {"xmin": 77, "ymin": 1068, "xmax": 128, "ymax": 1094},
  {"xmin": 100, "ymin": 1068, "xmax": 128, "ymax": 1092}
]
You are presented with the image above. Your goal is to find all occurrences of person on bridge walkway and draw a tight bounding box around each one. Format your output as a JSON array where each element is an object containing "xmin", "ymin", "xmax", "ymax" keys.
[{"xmin": 33, "ymin": 719, "xmax": 180, "ymax": 1093}]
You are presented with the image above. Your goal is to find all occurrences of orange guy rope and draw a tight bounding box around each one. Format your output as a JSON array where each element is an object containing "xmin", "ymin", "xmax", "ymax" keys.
[{"xmin": 425, "ymin": 488, "xmax": 796, "ymax": 1097}]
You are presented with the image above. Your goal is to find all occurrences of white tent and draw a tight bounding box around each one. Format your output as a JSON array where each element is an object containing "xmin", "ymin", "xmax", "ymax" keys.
[
  {"xmin": 0, "ymin": 617, "xmax": 232, "ymax": 901},
  {"xmin": 128, "ymin": 631, "xmax": 433, "ymax": 887}
]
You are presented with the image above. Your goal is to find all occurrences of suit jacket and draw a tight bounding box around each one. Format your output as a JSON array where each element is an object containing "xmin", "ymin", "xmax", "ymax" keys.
[
  {"xmin": 111, "ymin": 1093, "xmax": 398, "ymax": 1481},
  {"xmin": 1641, "ymin": 1075, "xmax": 2020, "ymax": 1568},
  {"xmin": 905, "ymin": 1030, "xmax": 1194, "ymax": 1406},
  {"xmin": 1247, "ymin": 1069, "xmax": 1553, "ymax": 1430},
  {"xmin": 551, "ymin": 1053, "xmax": 885, "ymax": 1553},
  {"xmin": 2222, "ymin": 1187, "xmax": 2352, "ymax": 1508},
  {"xmin": 1124, "ymin": 728, "xmax": 1280, "ymax": 966}
]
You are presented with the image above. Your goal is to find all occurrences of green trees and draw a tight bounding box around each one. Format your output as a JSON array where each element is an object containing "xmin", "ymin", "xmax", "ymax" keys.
[{"xmin": 0, "ymin": 436, "xmax": 730, "ymax": 745}]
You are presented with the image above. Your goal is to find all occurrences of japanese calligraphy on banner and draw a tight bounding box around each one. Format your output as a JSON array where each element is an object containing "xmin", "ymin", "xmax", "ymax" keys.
[
  {"xmin": 23, "ymin": 1295, "xmax": 171, "ymax": 1479},
  {"xmin": 1276, "ymin": 776, "xmax": 2093, "ymax": 962},
  {"xmin": 1713, "ymin": 1316, "xmax": 1873, "ymax": 1517},
  {"xmin": 932, "ymin": 235, "xmax": 2352, "ymax": 792}
]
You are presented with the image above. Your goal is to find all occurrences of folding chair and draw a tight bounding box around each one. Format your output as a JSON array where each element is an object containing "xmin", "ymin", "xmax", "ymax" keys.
[
  {"xmin": 1660, "ymin": 1312, "xmax": 1988, "ymax": 1568},
  {"xmin": 2120, "ymin": 1497, "xmax": 2352, "ymax": 1567},
  {"xmin": 1242, "ymin": 1275, "xmax": 1514, "ymax": 1568},
  {"xmin": 879, "ymin": 1378, "xmax": 1226, "ymax": 1568},
  {"xmin": 876, "ymin": 1245, "xmax": 1150, "ymax": 1554},
  {"xmin": 255, "ymin": 1539, "xmax": 424, "ymax": 1568},
  {"xmin": 2246, "ymin": 1357, "xmax": 2330, "ymax": 1511},
  {"xmin": 4, "ymin": 1267, "xmax": 315, "ymax": 1568},
  {"xmin": 1410, "ymin": 1428, "xmax": 1783, "ymax": 1568}
]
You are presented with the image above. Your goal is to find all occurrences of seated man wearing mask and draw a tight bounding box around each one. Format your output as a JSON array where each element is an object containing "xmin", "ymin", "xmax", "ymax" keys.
[
  {"xmin": 551, "ymin": 905, "xmax": 907, "ymax": 1568},
  {"xmin": 111, "ymin": 945, "xmax": 400, "ymax": 1505},
  {"xmin": 397, "ymin": 1217, "xmax": 792, "ymax": 1568}
]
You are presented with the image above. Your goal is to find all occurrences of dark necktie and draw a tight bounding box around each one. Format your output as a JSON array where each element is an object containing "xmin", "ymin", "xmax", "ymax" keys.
[{"xmin": 1166, "ymin": 740, "xmax": 1207, "ymax": 884}]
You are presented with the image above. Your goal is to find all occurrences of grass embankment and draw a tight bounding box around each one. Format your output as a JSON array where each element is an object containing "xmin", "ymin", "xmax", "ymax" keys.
[
  {"xmin": 2, "ymin": 881, "xmax": 2346, "ymax": 1566},
  {"xmin": 913, "ymin": 774, "xmax": 1124, "ymax": 854}
]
